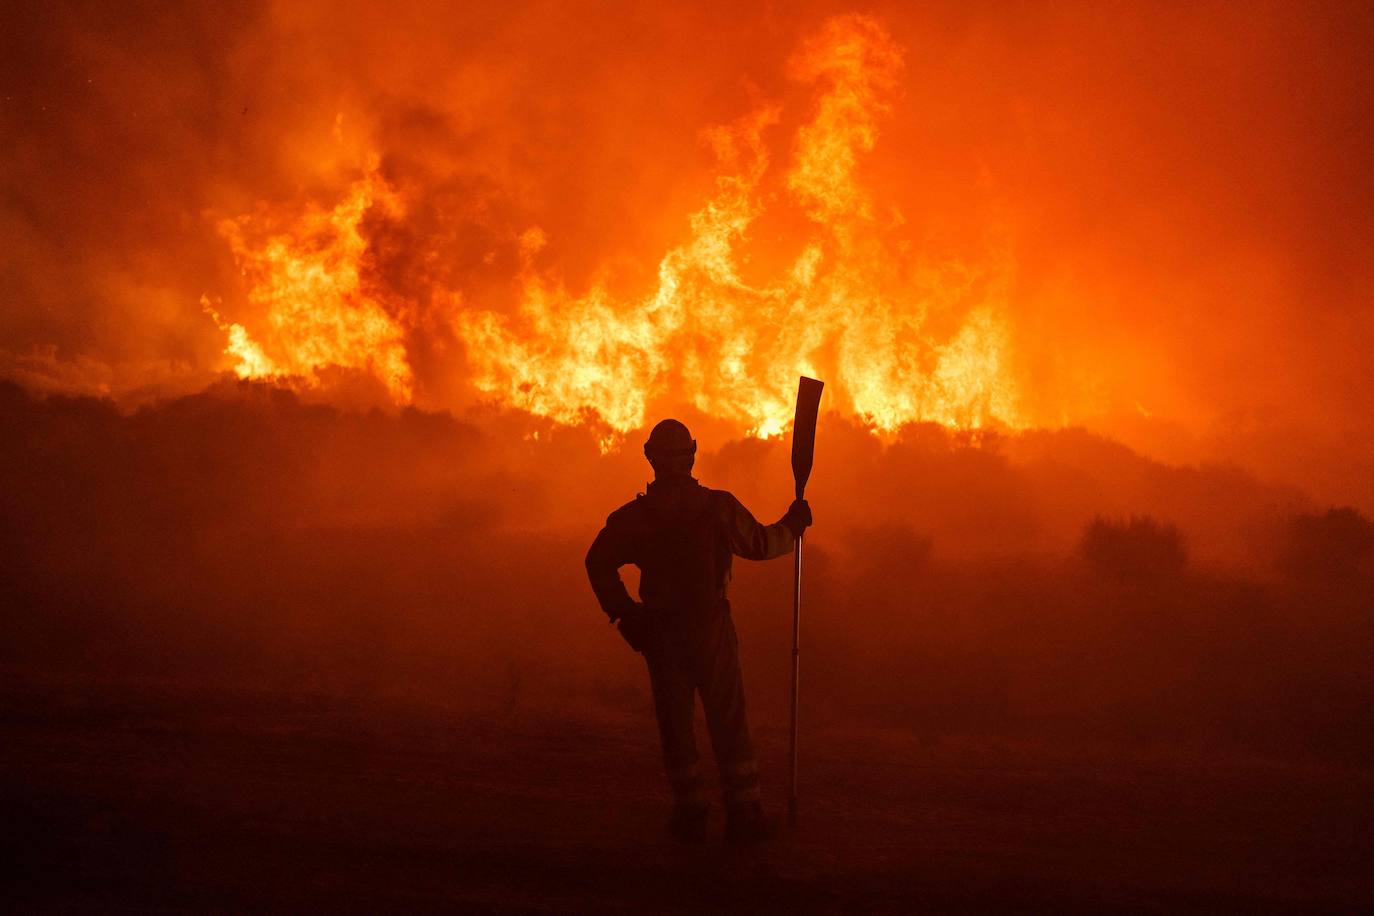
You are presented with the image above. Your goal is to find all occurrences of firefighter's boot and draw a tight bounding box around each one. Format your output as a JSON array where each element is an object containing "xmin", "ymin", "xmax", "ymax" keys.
[
  {"xmin": 668, "ymin": 801, "xmax": 709, "ymax": 843},
  {"xmin": 725, "ymin": 800, "xmax": 775, "ymax": 845}
]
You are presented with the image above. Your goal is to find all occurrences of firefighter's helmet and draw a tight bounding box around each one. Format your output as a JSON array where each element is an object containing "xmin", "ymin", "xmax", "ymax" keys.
[{"xmin": 644, "ymin": 419, "xmax": 697, "ymax": 461}]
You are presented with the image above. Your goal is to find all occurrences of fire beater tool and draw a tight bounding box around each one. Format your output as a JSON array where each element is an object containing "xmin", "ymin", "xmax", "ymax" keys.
[{"xmin": 788, "ymin": 375, "xmax": 823, "ymax": 830}]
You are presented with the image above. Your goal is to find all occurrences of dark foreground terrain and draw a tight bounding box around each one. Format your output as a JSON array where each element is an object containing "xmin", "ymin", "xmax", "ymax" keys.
[{"xmin": 3, "ymin": 671, "xmax": 1371, "ymax": 914}]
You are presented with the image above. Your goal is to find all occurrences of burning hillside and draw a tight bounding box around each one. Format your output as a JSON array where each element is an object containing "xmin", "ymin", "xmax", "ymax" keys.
[
  {"xmin": 207, "ymin": 17, "xmax": 1022, "ymax": 441},
  {"xmin": 3, "ymin": 3, "xmax": 1372, "ymax": 508}
]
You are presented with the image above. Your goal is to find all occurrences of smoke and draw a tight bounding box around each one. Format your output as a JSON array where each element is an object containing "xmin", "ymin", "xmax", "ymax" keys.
[
  {"xmin": 4, "ymin": 380, "xmax": 1371, "ymax": 765},
  {"xmin": 2, "ymin": 1, "xmax": 1373, "ymax": 760},
  {"xmin": 4, "ymin": 2, "xmax": 1373, "ymax": 506}
]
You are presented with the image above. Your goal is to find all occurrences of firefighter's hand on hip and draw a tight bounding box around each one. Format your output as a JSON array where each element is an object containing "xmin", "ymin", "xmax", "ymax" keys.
[{"xmin": 616, "ymin": 603, "xmax": 658, "ymax": 654}]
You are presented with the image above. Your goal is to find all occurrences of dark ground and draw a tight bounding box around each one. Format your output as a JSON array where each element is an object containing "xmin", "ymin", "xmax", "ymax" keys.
[{"xmin": 3, "ymin": 670, "xmax": 1371, "ymax": 914}]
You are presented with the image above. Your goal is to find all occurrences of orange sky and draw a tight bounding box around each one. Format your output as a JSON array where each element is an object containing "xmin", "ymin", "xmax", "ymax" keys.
[{"xmin": 2, "ymin": 1, "xmax": 1372, "ymax": 506}]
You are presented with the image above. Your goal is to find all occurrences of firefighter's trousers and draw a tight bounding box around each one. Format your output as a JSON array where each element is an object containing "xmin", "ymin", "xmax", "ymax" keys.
[{"xmin": 645, "ymin": 603, "xmax": 760, "ymax": 809}]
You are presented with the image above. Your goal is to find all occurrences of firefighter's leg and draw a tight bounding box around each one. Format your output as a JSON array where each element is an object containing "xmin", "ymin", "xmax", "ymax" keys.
[
  {"xmin": 646, "ymin": 652, "xmax": 706, "ymax": 816},
  {"xmin": 699, "ymin": 615, "xmax": 760, "ymax": 809}
]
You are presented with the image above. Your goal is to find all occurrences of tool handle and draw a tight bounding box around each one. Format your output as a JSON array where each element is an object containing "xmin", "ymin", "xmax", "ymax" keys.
[{"xmin": 788, "ymin": 530, "xmax": 802, "ymax": 829}]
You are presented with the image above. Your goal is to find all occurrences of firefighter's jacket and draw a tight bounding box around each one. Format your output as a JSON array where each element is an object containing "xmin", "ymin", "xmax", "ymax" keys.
[{"xmin": 585, "ymin": 476, "xmax": 796, "ymax": 629}]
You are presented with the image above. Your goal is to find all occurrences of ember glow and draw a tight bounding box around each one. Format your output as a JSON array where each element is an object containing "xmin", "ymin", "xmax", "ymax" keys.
[{"xmin": 210, "ymin": 16, "xmax": 1021, "ymax": 440}]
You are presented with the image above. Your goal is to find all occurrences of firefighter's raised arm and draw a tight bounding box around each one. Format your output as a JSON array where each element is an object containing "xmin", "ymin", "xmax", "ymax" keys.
[{"xmin": 721, "ymin": 493, "xmax": 812, "ymax": 561}]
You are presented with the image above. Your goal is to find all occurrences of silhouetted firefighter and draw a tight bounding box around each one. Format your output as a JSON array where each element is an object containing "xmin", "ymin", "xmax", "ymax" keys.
[{"xmin": 585, "ymin": 419, "xmax": 812, "ymax": 843}]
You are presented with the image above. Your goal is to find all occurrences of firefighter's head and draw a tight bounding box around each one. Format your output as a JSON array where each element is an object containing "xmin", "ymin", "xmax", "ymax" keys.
[{"xmin": 644, "ymin": 418, "xmax": 696, "ymax": 478}]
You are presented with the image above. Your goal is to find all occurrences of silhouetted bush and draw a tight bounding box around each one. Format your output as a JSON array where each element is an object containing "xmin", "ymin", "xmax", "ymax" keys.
[
  {"xmin": 1079, "ymin": 515, "xmax": 1187, "ymax": 580},
  {"xmin": 1279, "ymin": 507, "xmax": 1374, "ymax": 581}
]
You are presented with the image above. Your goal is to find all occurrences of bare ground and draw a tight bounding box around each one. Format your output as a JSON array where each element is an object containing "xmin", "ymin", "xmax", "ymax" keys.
[{"xmin": 3, "ymin": 672, "xmax": 1372, "ymax": 914}]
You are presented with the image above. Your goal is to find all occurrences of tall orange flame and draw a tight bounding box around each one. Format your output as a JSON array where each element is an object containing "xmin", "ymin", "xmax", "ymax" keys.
[
  {"xmin": 210, "ymin": 167, "xmax": 414, "ymax": 402},
  {"xmin": 211, "ymin": 15, "xmax": 1023, "ymax": 440}
]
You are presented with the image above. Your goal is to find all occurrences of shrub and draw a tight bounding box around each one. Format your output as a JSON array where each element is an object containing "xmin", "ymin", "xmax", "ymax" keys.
[
  {"xmin": 1080, "ymin": 515, "xmax": 1187, "ymax": 580},
  {"xmin": 1279, "ymin": 507, "xmax": 1374, "ymax": 581}
]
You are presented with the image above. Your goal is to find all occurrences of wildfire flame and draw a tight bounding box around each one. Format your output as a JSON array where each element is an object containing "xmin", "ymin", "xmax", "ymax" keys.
[
  {"xmin": 211, "ymin": 15, "xmax": 1023, "ymax": 440},
  {"xmin": 210, "ymin": 166, "xmax": 414, "ymax": 402}
]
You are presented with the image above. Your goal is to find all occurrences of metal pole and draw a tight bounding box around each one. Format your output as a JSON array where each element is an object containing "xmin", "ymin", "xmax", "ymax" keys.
[{"xmin": 788, "ymin": 531, "xmax": 802, "ymax": 829}]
